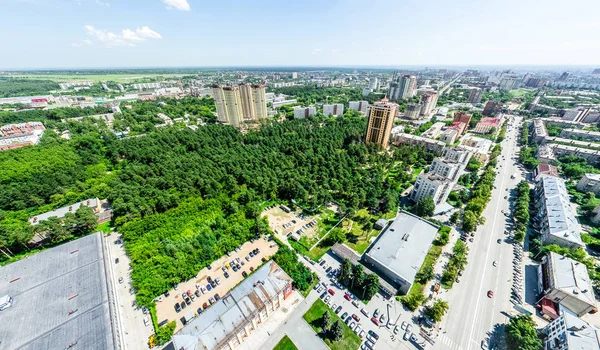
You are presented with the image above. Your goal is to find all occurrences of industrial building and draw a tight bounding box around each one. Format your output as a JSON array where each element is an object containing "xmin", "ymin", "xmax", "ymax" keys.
[
  {"xmin": 170, "ymin": 261, "xmax": 292, "ymax": 350},
  {"xmin": 363, "ymin": 210, "xmax": 439, "ymax": 295},
  {"xmin": 537, "ymin": 252, "xmax": 597, "ymax": 320},
  {"xmin": 533, "ymin": 175, "xmax": 583, "ymax": 248},
  {"xmin": 0, "ymin": 232, "xmax": 117, "ymax": 350}
]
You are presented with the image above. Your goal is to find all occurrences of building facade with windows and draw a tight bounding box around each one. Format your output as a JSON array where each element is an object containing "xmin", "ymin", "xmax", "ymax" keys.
[
  {"xmin": 365, "ymin": 100, "xmax": 398, "ymax": 147},
  {"xmin": 323, "ymin": 103, "xmax": 344, "ymax": 116}
]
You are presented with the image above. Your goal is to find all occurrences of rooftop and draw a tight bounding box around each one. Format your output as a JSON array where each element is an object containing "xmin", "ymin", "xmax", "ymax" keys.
[
  {"xmin": 582, "ymin": 173, "xmax": 600, "ymax": 181},
  {"xmin": 536, "ymin": 175, "xmax": 582, "ymax": 246},
  {"xmin": 549, "ymin": 252, "xmax": 596, "ymax": 306},
  {"xmin": 364, "ymin": 210, "xmax": 439, "ymax": 285},
  {"xmin": 0, "ymin": 232, "xmax": 116, "ymax": 350},
  {"xmin": 29, "ymin": 198, "xmax": 99, "ymax": 225},
  {"xmin": 172, "ymin": 261, "xmax": 291, "ymax": 350},
  {"xmin": 561, "ymin": 305, "xmax": 600, "ymax": 350},
  {"xmin": 476, "ymin": 117, "xmax": 500, "ymax": 127}
]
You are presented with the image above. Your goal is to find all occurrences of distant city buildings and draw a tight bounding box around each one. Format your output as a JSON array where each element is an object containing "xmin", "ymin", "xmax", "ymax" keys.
[
  {"xmin": 419, "ymin": 92, "xmax": 439, "ymax": 116},
  {"xmin": 293, "ymin": 106, "xmax": 316, "ymax": 119},
  {"xmin": 349, "ymin": 101, "xmax": 369, "ymax": 114},
  {"xmin": 323, "ymin": 103, "xmax": 344, "ymax": 116},
  {"xmin": 389, "ymin": 75, "xmax": 417, "ymax": 100},
  {"xmin": 467, "ymin": 88, "xmax": 483, "ymax": 104},
  {"xmin": 368, "ymin": 77, "xmax": 379, "ymax": 90},
  {"xmin": 59, "ymin": 81, "xmax": 93, "ymax": 90},
  {"xmin": 0, "ymin": 122, "xmax": 45, "ymax": 151},
  {"xmin": 499, "ymin": 77, "xmax": 518, "ymax": 91},
  {"xmin": 365, "ymin": 99, "xmax": 398, "ymax": 147},
  {"xmin": 132, "ymin": 82, "xmax": 161, "ymax": 90}
]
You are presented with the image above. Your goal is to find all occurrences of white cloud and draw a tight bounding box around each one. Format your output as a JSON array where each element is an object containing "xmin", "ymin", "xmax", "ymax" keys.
[
  {"xmin": 95, "ymin": 0, "xmax": 110, "ymax": 6},
  {"xmin": 84, "ymin": 25, "xmax": 162, "ymax": 47},
  {"xmin": 71, "ymin": 39, "xmax": 93, "ymax": 48},
  {"xmin": 160, "ymin": 0, "xmax": 190, "ymax": 11}
]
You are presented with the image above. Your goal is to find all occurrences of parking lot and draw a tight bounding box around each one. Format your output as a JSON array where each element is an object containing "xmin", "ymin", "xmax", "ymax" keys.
[
  {"xmin": 263, "ymin": 205, "xmax": 320, "ymax": 244},
  {"xmin": 313, "ymin": 252, "xmax": 429, "ymax": 350},
  {"xmin": 156, "ymin": 237, "xmax": 279, "ymax": 332}
]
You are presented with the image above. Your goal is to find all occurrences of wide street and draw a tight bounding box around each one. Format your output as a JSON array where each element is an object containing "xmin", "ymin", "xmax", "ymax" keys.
[{"xmin": 436, "ymin": 116, "xmax": 526, "ymax": 350}]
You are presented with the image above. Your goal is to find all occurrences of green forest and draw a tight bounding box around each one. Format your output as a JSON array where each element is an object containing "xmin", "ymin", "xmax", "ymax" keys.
[{"xmin": 0, "ymin": 78, "xmax": 60, "ymax": 98}]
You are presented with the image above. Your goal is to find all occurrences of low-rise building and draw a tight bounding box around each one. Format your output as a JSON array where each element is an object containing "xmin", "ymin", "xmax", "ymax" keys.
[
  {"xmin": 537, "ymin": 144, "xmax": 556, "ymax": 164},
  {"xmin": 533, "ymin": 175, "xmax": 583, "ymax": 249},
  {"xmin": 293, "ymin": 106, "xmax": 316, "ymax": 119},
  {"xmin": 393, "ymin": 133, "xmax": 446, "ymax": 154},
  {"xmin": 442, "ymin": 147, "xmax": 472, "ymax": 164},
  {"xmin": 459, "ymin": 136, "xmax": 493, "ymax": 162},
  {"xmin": 171, "ymin": 261, "xmax": 292, "ymax": 350},
  {"xmin": 534, "ymin": 163, "xmax": 559, "ymax": 181},
  {"xmin": 472, "ymin": 117, "xmax": 500, "ymax": 134},
  {"xmin": 421, "ymin": 122, "xmax": 446, "ymax": 139},
  {"xmin": 560, "ymin": 128, "xmax": 600, "ymax": 142},
  {"xmin": 576, "ymin": 174, "xmax": 600, "ymax": 195},
  {"xmin": 410, "ymin": 173, "xmax": 454, "ymax": 205},
  {"xmin": 482, "ymin": 100, "xmax": 503, "ymax": 116},
  {"xmin": 440, "ymin": 128, "xmax": 458, "ymax": 145},
  {"xmin": 537, "ymin": 252, "xmax": 597, "ymax": 320},
  {"xmin": 551, "ymin": 144, "xmax": 600, "ymax": 165},
  {"xmin": 533, "ymin": 119, "xmax": 549, "ymax": 142},
  {"xmin": 542, "ymin": 305, "xmax": 600, "ymax": 350},
  {"xmin": 0, "ymin": 122, "xmax": 46, "ymax": 151},
  {"xmin": 28, "ymin": 198, "xmax": 110, "ymax": 226},
  {"xmin": 362, "ymin": 210, "xmax": 439, "ymax": 295}
]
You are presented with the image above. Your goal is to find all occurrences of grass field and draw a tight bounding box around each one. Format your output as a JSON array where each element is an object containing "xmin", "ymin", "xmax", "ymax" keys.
[
  {"xmin": 509, "ymin": 89, "xmax": 530, "ymax": 98},
  {"xmin": 302, "ymin": 299, "xmax": 361, "ymax": 350},
  {"xmin": 344, "ymin": 208, "xmax": 395, "ymax": 254},
  {"xmin": 273, "ymin": 335, "xmax": 298, "ymax": 350},
  {"xmin": 9, "ymin": 74, "xmax": 189, "ymax": 82}
]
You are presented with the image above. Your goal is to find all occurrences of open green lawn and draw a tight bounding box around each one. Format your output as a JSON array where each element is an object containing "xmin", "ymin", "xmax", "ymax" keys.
[
  {"xmin": 303, "ymin": 299, "xmax": 361, "ymax": 350},
  {"xmin": 273, "ymin": 335, "xmax": 298, "ymax": 350},
  {"xmin": 96, "ymin": 221, "xmax": 111, "ymax": 233},
  {"xmin": 9, "ymin": 73, "xmax": 188, "ymax": 83},
  {"xmin": 509, "ymin": 89, "xmax": 530, "ymax": 98},
  {"xmin": 344, "ymin": 208, "xmax": 395, "ymax": 254},
  {"xmin": 306, "ymin": 244, "xmax": 330, "ymax": 261}
]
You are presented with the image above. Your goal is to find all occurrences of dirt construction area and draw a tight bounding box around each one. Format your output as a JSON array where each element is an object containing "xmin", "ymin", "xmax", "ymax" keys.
[
  {"xmin": 155, "ymin": 237, "xmax": 279, "ymax": 332},
  {"xmin": 262, "ymin": 205, "xmax": 320, "ymax": 245}
]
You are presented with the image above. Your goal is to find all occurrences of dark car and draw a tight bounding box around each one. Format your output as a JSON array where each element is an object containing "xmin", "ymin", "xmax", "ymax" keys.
[
  {"xmin": 215, "ymin": 293, "xmax": 221, "ymax": 301},
  {"xmin": 254, "ymin": 248, "xmax": 260, "ymax": 254},
  {"xmin": 115, "ymin": 258, "xmax": 119, "ymax": 264},
  {"xmin": 180, "ymin": 302, "xmax": 186, "ymax": 309},
  {"xmin": 341, "ymin": 312, "xmax": 348, "ymax": 320},
  {"xmin": 184, "ymin": 297, "xmax": 191, "ymax": 305},
  {"xmin": 262, "ymin": 257, "xmax": 268, "ymax": 262},
  {"xmin": 232, "ymin": 265, "xmax": 238, "ymax": 272},
  {"xmin": 175, "ymin": 303, "xmax": 181, "ymax": 312},
  {"xmin": 242, "ymin": 271, "xmax": 248, "ymax": 278},
  {"xmin": 197, "ymin": 307, "xmax": 203, "ymax": 314},
  {"xmin": 165, "ymin": 291, "xmax": 170, "ymax": 297},
  {"xmin": 250, "ymin": 266, "xmax": 254, "ymax": 272},
  {"xmin": 368, "ymin": 330, "xmax": 379, "ymax": 340},
  {"xmin": 195, "ymin": 290, "xmax": 201, "ymax": 297},
  {"xmin": 249, "ymin": 251, "xmax": 255, "ymax": 258},
  {"xmin": 207, "ymin": 276, "xmax": 213, "ymax": 283},
  {"xmin": 180, "ymin": 316, "xmax": 187, "ymax": 325},
  {"xmin": 207, "ymin": 265, "xmax": 212, "ymax": 270},
  {"xmin": 224, "ymin": 271, "xmax": 230, "ymax": 278}
]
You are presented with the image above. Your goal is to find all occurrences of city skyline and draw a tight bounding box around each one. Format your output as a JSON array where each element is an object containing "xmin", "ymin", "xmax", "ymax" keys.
[{"xmin": 2, "ymin": 0, "xmax": 600, "ymax": 69}]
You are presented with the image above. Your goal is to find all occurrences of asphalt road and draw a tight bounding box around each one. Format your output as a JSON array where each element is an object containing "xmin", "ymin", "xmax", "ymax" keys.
[{"xmin": 436, "ymin": 117, "xmax": 525, "ymax": 350}]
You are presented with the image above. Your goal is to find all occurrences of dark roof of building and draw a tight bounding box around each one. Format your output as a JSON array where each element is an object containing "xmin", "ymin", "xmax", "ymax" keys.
[{"xmin": 0, "ymin": 232, "xmax": 116, "ymax": 350}]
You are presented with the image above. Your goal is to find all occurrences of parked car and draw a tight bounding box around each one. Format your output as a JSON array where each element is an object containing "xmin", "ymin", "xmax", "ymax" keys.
[
  {"xmin": 215, "ymin": 293, "xmax": 220, "ymax": 301},
  {"xmin": 249, "ymin": 251, "xmax": 255, "ymax": 258},
  {"xmin": 203, "ymin": 302, "xmax": 208, "ymax": 309},
  {"xmin": 328, "ymin": 289, "xmax": 335, "ymax": 295},
  {"xmin": 215, "ymin": 277, "xmax": 221, "ymax": 285},
  {"xmin": 195, "ymin": 290, "xmax": 201, "ymax": 297},
  {"xmin": 118, "ymin": 277, "xmax": 124, "ymax": 284},
  {"xmin": 206, "ymin": 284, "xmax": 212, "ymax": 291},
  {"xmin": 352, "ymin": 314, "xmax": 360, "ymax": 322},
  {"xmin": 344, "ymin": 293, "xmax": 352, "ymax": 301},
  {"xmin": 200, "ymin": 286, "xmax": 206, "ymax": 294},
  {"xmin": 324, "ymin": 295, "xmax": 330, "ymax": 303},
  {"xmin": 224, "ymin": 272, "xmax": 230, "ymax": 278},
  {"xmin": 250, "ymin": 266, "xmax": 255, "ymax": 272},
  {"xmin": 197, "ymin": 307, "xmax": 203, "ymax": 314},
  {"xmin": 359, "ymin": 330, "xmax": 366, "ymax": 339},
  {"xmin": 245, "ymin": 256, "xmax": 250, "ymax": 261},
  {"xmin": 336, "ymin": 306, "xmax": 342, "ymax": 314},
  {"xmin": 371, "ymin": 317, "xmax": 379, "ymax": 326},
  {"xmin": 242, "ymin": 271, "xmax": 248, "ymax": 278},
  {"xmin": 361, "ymin": 308, "xmax": 369, "ymax": 317},
  {"xmin": 368, "ymin": 330, "xmax": 379, "ymax": 340},
  {"xmin": 174, "ymin": 303, "xmax": 181, "ymax": 312},
  {"xmin": 209, "ymin": 297, "xmax": 215, "ymax": 304},
  {"xmin": 180, "ymin": 302, "xmax": 186, "ymax": 310}
]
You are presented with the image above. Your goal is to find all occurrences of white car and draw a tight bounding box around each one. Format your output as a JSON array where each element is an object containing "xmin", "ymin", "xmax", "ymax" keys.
[
  {"xmin": 401, "ymin": 321, "xmax": 407, "ymax": 330},
  {"xmin": 394, "ymin": 325, "xmax": 399, "ymax": 334},
  {"xmin": 350, "ymin": 321, "xmax": 356, "ymax": 329},
  {"xmin": 354, "ymin": 324, "xmax": 362, "ymax": 335},
  {"xmin": 359, "ymin": 330, "xmax": 366, "ymax": 339}
]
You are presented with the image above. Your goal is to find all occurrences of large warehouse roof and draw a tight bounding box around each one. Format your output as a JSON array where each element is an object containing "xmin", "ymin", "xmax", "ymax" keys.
[
  {"xmin": 364, "ymin": 210, "xmax": 439, "ymax": 286},
  {"xmin": 0, "ymin": 232, "xmax": 116, "ymax": 350}
]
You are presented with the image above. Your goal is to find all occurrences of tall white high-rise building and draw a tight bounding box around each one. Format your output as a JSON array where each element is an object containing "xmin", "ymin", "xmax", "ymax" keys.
[
  {"xmin": 398, "ymin": 75, "xmax": 417, "ymax": 100},
  {"xmin": 419, "ymin": 92, "xmax": 439, "ymax": 116},
  {"xmin": 369, "ymin": 77, "xmax": 379, "ymax": 90},
  {"xmin": 323, "ymin": 104, "xmax": 344, "ymax": 116}
]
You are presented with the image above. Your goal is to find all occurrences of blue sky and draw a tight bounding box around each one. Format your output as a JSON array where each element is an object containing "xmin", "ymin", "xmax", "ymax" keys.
[{"xmin": 1, "ymin": 0, "xmax": 600, "ymax": 69}]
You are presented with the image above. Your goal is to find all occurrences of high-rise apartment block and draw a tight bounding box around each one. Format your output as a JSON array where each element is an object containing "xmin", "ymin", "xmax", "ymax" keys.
[
  {"xmin": 399, "ymin": 75, "xmax": 417, "ymax": 100},
  {"xmin": 410, "ymin": 173, "xmax": 453, "ymax": 205},
  {"xmin": 419, "ymin": 92, "xmax": 439, "ymax": 116},
  {"xmin": 212, "ymin": 84, "xmax": 267, "ymax": 127},
  {"xmin": 293, "ymin": 106, "xmax": 317, "ymax": 119},
  {"xmin": 323, "ymin": 104, "xmax": 344, "ymax": 116},
  {"xmin": 369, "ymin": 77, "xmax": 379, "ymax": 90},
  {"xmin": 349, "ymin": 101, "xmax": 369, "ymax": 114},
  {"xmin": 482, "ymin": 100, "xmax": 503, "ymax": 116},
  {"xmin": 404, "ymin": 103, "xmax": 422, "ymax": 119},
  {"xmin": 468, "ymin": 88, "xmax": 483, "ymax": 104},
  {"xmin": 365, "ymin": 99, "xmax": 398, "ymax": 147}
]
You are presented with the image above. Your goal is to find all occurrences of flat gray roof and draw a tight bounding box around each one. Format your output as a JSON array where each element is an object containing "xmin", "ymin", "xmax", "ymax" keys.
[
  {"xmin": 364, "ymin": 210, "xmax": 439, "ymax": 285},
  {"xmin": 537, "ymin": 175, "xmax": 582, "ymax": 246},
  {"xmin": 549, "ymin": 252, "xmax": 596, "ymax": 306},
  {"xmin": 29, "ymin": 198, "xmax": 99, "ymax": 225},
  {"xmin": 0, "ymin": 232, "xmax": 116, "ymax": 350},
  {"xmin": 561, "ymin": 305, "xmax": 600, "ymax": 350}
]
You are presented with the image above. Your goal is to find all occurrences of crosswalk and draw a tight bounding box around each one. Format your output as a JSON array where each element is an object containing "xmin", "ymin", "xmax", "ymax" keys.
[{"xmin": 435, "ymin": 333, "xmax": 464, "ymax": 350}]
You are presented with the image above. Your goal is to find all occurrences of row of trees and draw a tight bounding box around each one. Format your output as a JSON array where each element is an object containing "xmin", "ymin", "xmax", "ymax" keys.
[
  {"xmin": 441, "ymin": 240, "xmax": 469, "ymax": 289},
  {"xmin": 513, "ymin": 181, "xmax": 531, "ymax": 242},
  {"xmin": 0, "ymin": 77, "xmax": 60, "ymax": 98},
  {"xmin": 339, "ymin": 258, "xmax": 380, "ymax": 300}
]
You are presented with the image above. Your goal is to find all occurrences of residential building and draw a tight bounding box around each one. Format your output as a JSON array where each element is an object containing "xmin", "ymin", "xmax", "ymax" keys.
[
  {"xmin": 542, "ymin": 305, "xmax": 600, "ymax": 350},
  {"xmin": 369, "ymin": 77, "xmax": 379, "ymax": 90},
  {"xmin": 460, "ymin": 136, "xmax": 493, "ymax": 162},
  {"xmin": 429, "ymin": 157, "xmax": 462, "ymax": 181},
  {"xmin": 538, "ymin": 144, "xmax": 557, "ymax": 164},
  {"xmin": 473, "ymin": 117, "xmax": 500, "ymax": 134},
  {"xmin": 362, "ymin": 87, "xmax": 372, "ymax": 97},
  {"xmin": 533, "ymin": 118, "xmax": 549, "ymax": 142},
  {"xmin": 349, "ymin": 101, "xmax": 369, "ymax": 114},
  {"xmin": 453, "ymin": 112, "xmax": 472, "ymax": 135},
  {"xmin": 537, "ymin": 252, "xmax": 598, "ymax": 320},
  {"xmin": 293, "ymin": 106, "xmax": 316, "ymax": 119},
  {"xmin": 410, "ymin": 173, "xmax": 453, "ymax": 205},
  {"xmin": 419, "ymin": 92, "xmax": 439, "ymax": 116},
  {"xmin": 545, "ymin": 117, "xmax": 586, "ymax": 129},
  {"xmin": 576, "ymin": 174, "xmax": 600, "ymax": 195},
  {"xmin": 365, "ymin": 99, "xmax": 398, "ymax": 147},
  {"xmin": 551, "ymin": 144, "xmax": 600, "ymax": 165},
  {"xmin": 534, "ymin": 175, "xmax": 583, "ymax": 249},
  {"xmin": 171, "ymin": 261, "xmax": 293, "ymax": 350},
  {"xmin": 212, "ymin": 85, "xmax": 243, "ymax": 127},
  {"xmin": 362, "ymin": 210, "xmax": 439, "ymax": 295},
  {"xmin": 534, "ymin": 164, "xmax": 559, "ymax": 181},
  {"xmin": 239, "ymin": 84, "xmax": 267, "ymax": 120},
  {"xmin": 388, "ymin": 81, "xmax": 400, "ymax": 100},
  {"xmin": 421, "ymin": 122, "xmax": 445, "ymax": 139},
  {"xmin": 442, "ymin": 147, "xmax": 472, "ymax": 164},
  {"xmin": 132, "ymin": 82, "xmax": 161, "ymax": 90},
  {"xmin": 590, "ymin": 204, "xmax": 600, "ymax": 224},
  {"xmin": 0, "ymin": 122, "xmax": 46, "ymax": 151},
  {"xmin": 393, "ymin": 133, "xmax": 446, "ymax": 154},
  {"xmin": 482, "ymin": 100, "xmax": 503, "ymax": 116},
  {"xmin": 59, "ymin": 81, "xmax": 94, "ymax": 90},
  {"xmin": 562, "ymin": 108, "xmax": 592, "ymax": 122},
  {"xmin": 404, "ymin": 103, "xmax": 422, "ymax": 119},
  {"xmin": 499, "ymin": 77, "xmax": 518, "ymax": 91},
  {"xmin": 323, "ymin": 103, "xmax": 344, "ymax": 116},
  {"xmin": 291, "ymin": 72, "xmax": 298, "ymax": 79},
  {"xmin": 468, "ymin": 88, "xmax": 483, "ymax": 104},
  {"xmin": 392, "ymin": 75, "xmax": 417, "ymax": 100},
  {"xmin": 560, "ymin": 128, "xmax": 600, "ymax": 142},
  {"xmin": 440, "ymin": 129, "xmax": 458, "ymax": 145}
]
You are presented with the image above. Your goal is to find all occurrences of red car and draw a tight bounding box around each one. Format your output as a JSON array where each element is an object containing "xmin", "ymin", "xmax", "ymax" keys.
[
  {"xmin": 352, "ymin": 314, "xmax": 360, "ymax": 322},
  {"xmin": 344, "ymin": 293, "xmax": 351, "ymax": 301},
  {"xmin": 371, "ymin": 317, "xmax": 379, "ymax": 326},
  {"xmin": 328, "ymin": 289, "xmax": 335, "ymax": 296},
  {"xmin": 487, "ymin": 290, "xmax": 494, "ymax": 298}
]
